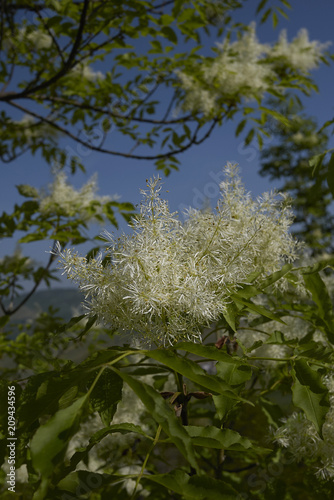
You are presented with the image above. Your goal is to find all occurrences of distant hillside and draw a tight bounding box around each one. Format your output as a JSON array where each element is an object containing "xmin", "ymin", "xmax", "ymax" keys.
[
  {"xmin": 9, "ymin": 288, "xmax": 83, "ymax": 323},
  {"xmin": 2, "ymin": 287, "xmax": 126, "ymax": 364}
]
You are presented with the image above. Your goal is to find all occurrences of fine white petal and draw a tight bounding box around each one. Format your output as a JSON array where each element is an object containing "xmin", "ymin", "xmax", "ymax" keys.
[{"xmin": 55, "ymin": 164, "xmax": 299, "ymax": 346}]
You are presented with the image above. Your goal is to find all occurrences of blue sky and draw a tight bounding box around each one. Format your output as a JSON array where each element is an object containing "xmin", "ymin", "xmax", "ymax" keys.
[{"xmin": 1, "ymin": 0, "xmax": 334, "ymax": 288}]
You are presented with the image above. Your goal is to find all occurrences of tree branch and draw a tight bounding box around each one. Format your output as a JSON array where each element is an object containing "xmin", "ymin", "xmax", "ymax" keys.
[
  {"xmin": 32, "ymin": 95, "xmax": 193, "ymax": 125},
  {"xmin": 0, "ymin": 0, "xmax": 90, "ymax": 101},
  {"xmin": 35, "ymin": 9, "xmax": 66, "ymax": 64},
  {"xmin": 7, "ymin": 99, "xmax": 221, "ymax": 161},
  {"xmin": 0, "ymin": 243, "xmax": 57, "ymax": 316}
]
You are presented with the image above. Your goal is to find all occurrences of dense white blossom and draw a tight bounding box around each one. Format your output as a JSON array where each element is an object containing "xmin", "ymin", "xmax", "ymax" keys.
[
  {"xmin": 70, "ymin": 63, "xmax": 105, "ymax": 82},
  {"xmin": 178, "ymin": 25, "xmax": 329, "ymax": 115},
  {"xmin": 274, "ymin": 375, "xmax": 334, "ymax": 480},
  {"xmin": 11, "ymin": 114, "xmax": 59, "ymax": 141},
  {"xmin": 3, "ymin": 27, "xmax": 53, "ymax": 50},
  {"xmin": 29, "ymin": 171, "xmax": 117, "ymax": 221},
  {"xmin": 54, "ymin": 163, "xmax": 298, "ymax": 346},
  {"xmin": 26, "ymin": 30, "xmax": 53, "ymax": 50},
  {"xmin": 291, "ymin": 131, "xmax": 319, "ymax": 147},
  {"xmin": 271, "ymin": 29, "xmax": 330, "ymax": 73}
]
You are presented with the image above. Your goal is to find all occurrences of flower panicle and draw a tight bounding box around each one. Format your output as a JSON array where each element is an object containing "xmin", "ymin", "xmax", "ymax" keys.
[
  {"xmin": 177, "ymin": 25, "xmax": 330, "ymax": 116},
  {"xmin": 55, "ymin": 163, "xmax": 299, "ymax": 346}
]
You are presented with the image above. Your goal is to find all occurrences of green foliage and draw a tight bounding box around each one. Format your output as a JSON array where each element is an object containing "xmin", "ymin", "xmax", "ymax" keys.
[
  {"xmin": 291, "ymin": 359, "xmax": 329, "ymax": 437},
  {"xmin": 326, "ymin": 152, "xmax": 334, "ymax": 200},
  {"xmin": 142, "ymin": 469, "xmax": 239, "ymax": 499},
  {"xmin": 0, "ymin": 0, "xmax": 328, "ymax": 174},
  {"xmin": 31, "ymin": 395, "xmax": 88, "ymax": 480},
  {"xmin": 2, "ymin": 267, "xmax": 334, "ymax": 497},
  {"xmin": 260, "ymin": 96, "xmax": 334, "ymax": 254},
  {"xmin": 1, "ymin": 1, "xmax": 334, "ymax": 498}
]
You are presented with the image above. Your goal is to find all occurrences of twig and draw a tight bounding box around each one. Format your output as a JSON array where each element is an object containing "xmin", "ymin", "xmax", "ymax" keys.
[{"xmin": 1, "ymin": 241, "xmax": 57, "ymax": 316}]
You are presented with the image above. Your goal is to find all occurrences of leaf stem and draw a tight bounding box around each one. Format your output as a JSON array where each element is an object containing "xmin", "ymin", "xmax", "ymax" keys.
[{"xmin": 131, "ymin": 425, "xmax": 162, "ymax": 499}]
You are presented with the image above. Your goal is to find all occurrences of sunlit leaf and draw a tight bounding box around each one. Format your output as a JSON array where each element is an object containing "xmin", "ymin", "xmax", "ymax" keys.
[
  {"xmin": 110, "ymin": 367, "xmax": 199, "ymax": 472},
  {"xmin": 291, "ymin": 359, "xmax": 330, "ymax": 437}
]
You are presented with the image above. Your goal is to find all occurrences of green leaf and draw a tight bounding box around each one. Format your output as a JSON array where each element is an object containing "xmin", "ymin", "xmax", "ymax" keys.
[
  {"xmin": 231, "ymin": 295, "xmax": 286, "ymax": 324},
  {"xmin": 56, "ymin": 315, "xmax": 86, "ymax": 334},
  {"xmin": 272, "ymin": 11, "xmax": 279, "ymax": 28},
  {"xmin": 326, "ymin": 152, "xmax": 334, "ymax": 199},
  {"xmin": 176, "ymin": 342, "xmax": 248, "ymax": 365},
  {"xmin": 259, "ymin": 107, "xmax": 290, "ymax": 127},
  {"xmin": 185, "ymin": 425, "xmax": 252, "ymax": 450},
  {"xmin": 57, "ymin": 471, "xmax": 116, "ymax": 495},
  {"xmin": 245, "ymin": 339, "xmax": 263, "ymax": 352},
  {"xmin": 64, "ymin": 422, "xmax": 153, "ymax": 475},
  {"xmin": 259, "ymin": 397, "xmax": 285, "ymax": 429},
  {"xmin": 233, "ymin": 283, "xmax": 262, "ymax": 299},
  {"xmin": 291, "ymin": 359, "xmax": 330, "ymax": 437},
  {"xmin": 89, "ymin": 369, "xmax": 123, "ymax": 426},
  {"xmin": 77, "ymin": 314, "xmax": 98, "ymax": 340},
  {"xmin": 161, "ymin": 26, "xmax": 178, "ymax": 44},
  {"xmin": 142, "ymin": 469, "xmax": 238, "ymax": 499},
  {"xmin": 299, "ymin": 258, "xmax": 334, "ymax": 274},
  {"xmin": 244, "ymin": 128, "xmax": 255, "ymax": 146},
  {"xmin": 19, "ymin": 233, "xmax": 46, "ymax": 243},
  {"xmin": 160, "ymin": 14, "xmax": 174, "ymax": 26},
  {"xmin": 90, "ymin": 422, "xmax": 152, "ymax": 443},
  {"xmin": 0, "ymin": 315, "xmax": 10, "ymax": 327},
  {"xmin": 302, "ymin": 272, "xmax": 334, "ymax": 343},
  {"xmin": 303, "ymin": 272, "xmax": 333, "ymax": 317},
  {"xmin": 75, "ymin": 347, "xmax": 134, "ymax": 372},
  {"xmin": 266, "ymin": 331, "xmax": 286, "ymax": 344},
  {"xmin": 276, "ymin": 6, "xmax": 289, "ymax": 19},
  {"xmin": 143, "ymin": 349, "xmax": 246, "ymax": 401},
  {"xmin": 256, "ymin": 0, "xmax": 269, "ymax": 14},
  {"xmin": 309, "ymin": 152, "xmax": 326, "ymax": 175},
  {"xmin": 18, "ymin": 372, "xmax": 83, "ymax": 430},
  {"xmin": 150, "ymin": 40, "xmax": 163, "ymax": 53},
  {"xmin": 235, "ymin": 119, "xmax": 247, "ymax": 137},
  {"xmin": 212, "ymin": 394, "xmax": 239, "ymax": 422},
  {"xmin": 222, "ymin": 301, "xmax": 238, "ymax": 331},
  {"xmin": 16, "ymin": 184, "xmax": 39, "ymax": 198},
  {"xmin": 31, "ymin": 396, "xmax": 87, "ymax": 478},
  {"xmin": 297, "ymin": 341, "xmax": 333, "ymax": 363},
  {"xmin": 110, "ymin": 367, "xmax": 199, "ymax": 472},
  {"xmin": 216, "ymin": 361, "xmax": 252, "ymax": 386}
]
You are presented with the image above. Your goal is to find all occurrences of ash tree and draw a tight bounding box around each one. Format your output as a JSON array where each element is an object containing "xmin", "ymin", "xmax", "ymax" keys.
[
  {"xmin": 259, "ymin": 97, "xmax": 334, "ymax": 256},
  {"xmin": 0, "ymin": 0, "xmax": 331, "ymax": 174},
  {"xmin": 1, "ymin": 2, "xmax": 334, "ymax": 500}
]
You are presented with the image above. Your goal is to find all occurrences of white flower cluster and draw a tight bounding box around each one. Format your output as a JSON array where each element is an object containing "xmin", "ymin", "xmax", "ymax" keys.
[
  {"xmin": 26, "ymin": 30, "xmax": 53, "ymax": 50},
  {"xmin": 271, "ymin": 29, "xmax": 330, "ymax": 73},
  {"xmin": 69, "ymin": 63, "xmax": 105, "ymax": 82},
  {"xmin": 274, "ymin": 375, "xmax": 334, "ymax": 480},
  {"xmin": 291, "ymin": 131, "xmax": 319, "ymax": 148},
  {"xmin": 11, "ymin": 114, "xmax": 59, "ymax": 142},
  {"xmin": 55, "ymin": 163, "xmax": 298, "ymax": 346},
  {"xmin": 178, "ymin": 25, "xmax": 329, "ymax": 115},
  {"xmin": 3, "ymin": 27, "xmax": 53, "ymax": 51},
  {"xmin": 30, "ymin": 171, "xmax": 117, "ymax": 221}
]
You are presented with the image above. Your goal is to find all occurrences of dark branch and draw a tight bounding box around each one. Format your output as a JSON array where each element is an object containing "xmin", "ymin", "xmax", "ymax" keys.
[
  {"xmin": 32, "ymin": 95, "xmax": 193, "ymax": 125},
  {"xmin": 35, "ymin": 10, "xmax": 65, "ymax": 64},
  {"xmin": 8, "ymin": 99, "xmax": 222, "ymax": 161},
  {"xmin": 0, "ymin": 0, "xmax": 89, "ymax": 101},
  {"xmin": 0, "ymin": 243, "xmax": 57, "ymax": 316}
]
